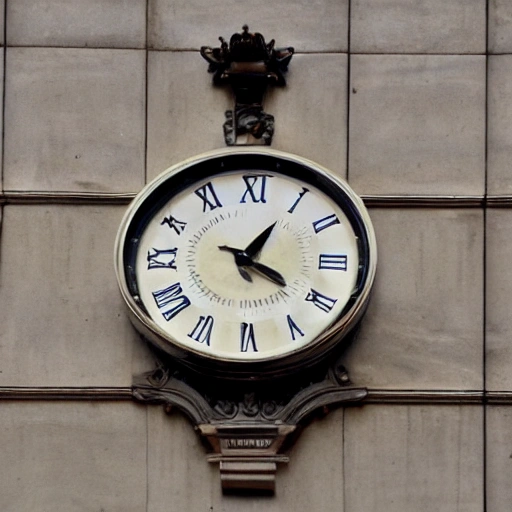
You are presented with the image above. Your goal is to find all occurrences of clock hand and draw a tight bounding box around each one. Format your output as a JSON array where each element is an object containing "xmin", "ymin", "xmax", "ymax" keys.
[
  {"xmin": 244, "ymin": 221, "xmax": 277, "ymax": 259},
  {"xmin": 218, "ymin": 245, "xmax": 285, "ymax": 286},
  {"xmin": 237, "ymin": 266, "xmax": 253, "ymax": 283},
  {"xmin": 251, "ymin": 261, "xmax": 287, "ymax": 287},
  {"xmin": 218, "ymin": 245, "xmax": 242, "ymax": 254},
  {"xmin": 218, "ymin": 245, "xmax": 253, "ymax": 283}
]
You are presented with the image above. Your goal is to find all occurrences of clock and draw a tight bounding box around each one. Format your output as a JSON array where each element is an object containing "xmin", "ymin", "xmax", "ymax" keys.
[{"xmin": 115, "ymin": 149, "xmax": 376, "ymax": 379}]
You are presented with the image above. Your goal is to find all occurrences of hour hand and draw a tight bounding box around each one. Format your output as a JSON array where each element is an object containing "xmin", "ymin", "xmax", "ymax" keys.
[{"xmin": 252, "ymin": 261, "xmax": 286, "ymax": 287}]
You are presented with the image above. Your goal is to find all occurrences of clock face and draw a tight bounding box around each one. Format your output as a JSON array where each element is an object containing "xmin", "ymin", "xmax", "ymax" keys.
[{"xmin": 116, "ymin": 149, "xmax": 376, "ymax": 377}]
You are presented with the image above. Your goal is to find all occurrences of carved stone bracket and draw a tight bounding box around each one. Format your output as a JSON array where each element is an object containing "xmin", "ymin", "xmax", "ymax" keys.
[
  {"xmin": 200, "ymin": 25, "xmax": 294, "ymax": 146},
  {"xmin": 133, "ymin": 358, "xmax": 367, "ymax": 494}
]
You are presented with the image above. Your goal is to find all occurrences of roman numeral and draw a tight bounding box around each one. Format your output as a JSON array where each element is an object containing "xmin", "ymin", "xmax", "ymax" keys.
[
  {"xmin": 161, "ymin": 215, "xmax": 187, "ymax": 235},
  {"xmin": 152, "ymin": 282, "xmax": 191, "ymax": 321},
  {"xmin": 194, "ymin": 182, "xmax": 223, "ymax": 212},
  {"xmin": 287, "ymin": 315, "xmax": 305, "ymax": 341},
  {"xmin": 147, "ymin": 248, "xmax": 178, "ymax": 270},
  {"xmin": 318, "ymin": 254, "xmax": 347, "ymax": 271},
  {"xmin": 240, "ymin": 322, "xmax": 258, "ymax": 352},
  {"xmin": 287, "ymin": 187, "xmax": 309, "ymax": 213},
  {"xmin": 188, "ymin": 315, "xmax": 214, "ymax": 346},
  {"xmin": 305, "ymin": 288, "xmax": 337, "ymax": 313},
  {"xmin": 312, "ymin": 214, "xmax": 340, "ymax": 233},
  {"xmin": 240, "ymin": 175, "xmax": 271, "ymax": 204}
]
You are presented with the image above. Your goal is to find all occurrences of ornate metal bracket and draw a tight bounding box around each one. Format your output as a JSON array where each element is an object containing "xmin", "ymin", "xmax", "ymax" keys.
[
  {"xmin": 200, "ymin": 25, "xmax": 294, "ymax": 146},
  {"xmin": 133, "ymin": 357, "xmax": 366, "ymax": 494}
]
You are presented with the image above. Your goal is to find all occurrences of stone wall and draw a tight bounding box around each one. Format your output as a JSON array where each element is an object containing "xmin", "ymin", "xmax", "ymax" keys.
[{"xmin": 0, "ymin": 1, "xmax": 510, "ymax": 511}]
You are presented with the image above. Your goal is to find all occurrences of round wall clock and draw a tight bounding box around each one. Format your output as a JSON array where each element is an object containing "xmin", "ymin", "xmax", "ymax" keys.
[{"xmin": 115, "ymin": 149, "xmax": 376, "ymax": 379}]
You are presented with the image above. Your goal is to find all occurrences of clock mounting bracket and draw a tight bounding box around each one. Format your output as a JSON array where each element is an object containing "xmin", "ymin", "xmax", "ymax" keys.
[
  {"xmin": 132, "ymin": 348, "xmax": 367, "ymax": 495},
  {"xmin": 200, "ymin": 25, "xmax": 294, "ymax": 147}
]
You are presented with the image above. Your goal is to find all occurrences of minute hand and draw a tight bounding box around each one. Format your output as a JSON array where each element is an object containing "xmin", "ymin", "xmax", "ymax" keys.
[{"xmin": 244, "ymin": 221, "xmax": 277, "ymax": 258}]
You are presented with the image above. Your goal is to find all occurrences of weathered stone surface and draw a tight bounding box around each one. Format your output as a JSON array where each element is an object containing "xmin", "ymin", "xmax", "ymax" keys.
[
  {"xmin": 488, "ymin": 55, "xmax": 512, "ymax": 195},
  {"xmin": 0, "ymin": 402, "xmax": 147, "ymax": 512},
  {"xmin": 148, "ymin": 0, "xmax": 348, "ymax": 51},
  {"xmin": 7, "ymin": 0, "xmax": 146, "ymax": 48},
  {"xmin": 266, "ymin": 54, "xmax": 347, "ymax": 177},
  {"xmin": 0, "ymin": 0, "xmax": 4, "ymax": 47},
  {"xmin": 486, "ymin": 210, "xmax": 512, "ymax": 391},
  {"xmin": 349, "ymin": 55, "xmax": 485, "ymax": 196},
  {"xmin": 345, "ymin": 405, "xmax": 484, "ymax": 512},
  {"xmin": 486, "ymin": 406, "xmax": 512, "ymax": 512},
  {"xmin": 343, "ymin": 208, "xmax": 484, "ymax": 390},
  {"xmin": 4, "ymin": 48, "xmax": 145, "ymax": 193},
  {"xmin": 489, "ymin": 0, "xmax": 512, "ymax": 53},
  {"xmin": 146, "ymin": 51, "xmax": 230, "ymax": 181},
  {"xmin": 0, "ymin": 50, "xmax": 4, "ymax": 189},
  {"xmin": 0, "ymin": 205, "xmax": 154, "ymax": 387},
  {"xmin": 351, "ymin": 0, "xmax": 486, "ymax": 53}
]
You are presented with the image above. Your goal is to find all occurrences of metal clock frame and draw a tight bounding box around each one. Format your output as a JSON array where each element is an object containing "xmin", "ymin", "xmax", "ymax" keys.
[{"xmin": 115, "ymin": 148, "xmax": 377, "ymax": 381}]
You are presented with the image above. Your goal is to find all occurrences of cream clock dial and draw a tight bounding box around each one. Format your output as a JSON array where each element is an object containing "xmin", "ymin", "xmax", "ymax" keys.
[{"xmin": 116, "ymin": 149, "xmax": 376, "ymax": 377}]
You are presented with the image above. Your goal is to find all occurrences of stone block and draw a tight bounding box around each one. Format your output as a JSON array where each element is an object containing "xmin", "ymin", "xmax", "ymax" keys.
[
  {"xmin": 343, "ymin": 208, "xmax": 484, "ymax": 390},
  {"xmin": 489, "ymin": 0, "xmax": 512, "ymax": 53},
  {"xmin": 351, "ymin": 0, "xmax": 486, "ymax": 54},
  {"xmin": 7, "ymin": 0, "xmax": 147, "ymax": 48},
  {"xmin": 0, "ymin": 0, "xmax": 4, "ymax": 46},
  {"xmin": 0, "ymin": 205, "xmax": 154, "ymax": 387},
  {"xmin": 486, "ymin": 406, "xmax": 512, "ymax": 512},
  {"xmin": 0, "ymin": 51, "xmax": 4, "ymax": 188},
  {"xmin": 146, "ymin": 51, "xmax": 229, "ymax": 181},
  {"xmin": 266, "ymin": 54, "xmax": 347, "ymax": 177},
  {"xmin": 344, "ymin": 405, "xmax": 484, "ymax": 512},
  {"xmin": 349, "ymin": 55, "xmax": 486, "ymax": 196},
  {"xmin": 0, "ymin": 402, "xmax": 147, "ymax": 512},
  {"xmin": 4, "ymin": 48, "xmax": 145, "ymax": 193},
  {"xmin": 486, "ymin": 209, "xmax": 512, "ymax": 391},
  {"xmin": 488, "ymin": 55, "xmax": 512, "ymax": 195},
  {"xmin": 148, "ymin": 0, "xmax": 348, "ymax": 52}
]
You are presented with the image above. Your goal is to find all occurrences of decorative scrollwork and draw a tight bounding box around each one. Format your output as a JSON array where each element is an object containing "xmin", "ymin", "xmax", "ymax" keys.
[
  {"xmin": 213, "ymin": 399, "xmax": 238, "ymax": 419},
  {"xmin": 146, "ymin": 365, "xmax": 170, "ymax": 388},
  {"xmin": 331, "ymin": 362, "xmax": 352, "ymax": 387},
  {"xmin": 261, "ymin": 400, "xmax": 280, "ymax": 420},
  {"xmin": 240, "ymin": 393, "xmax": 259, "ymax": 417}
]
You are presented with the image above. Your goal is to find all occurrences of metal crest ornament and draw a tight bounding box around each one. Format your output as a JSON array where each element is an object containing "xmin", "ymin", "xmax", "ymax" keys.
[
  {"xmin": 201, "ymin": 26, "xmax": 294, "ymax": 146},
  {"xmin": 115, "ymin": 148, "xmax": 377, "ymax": 494}
]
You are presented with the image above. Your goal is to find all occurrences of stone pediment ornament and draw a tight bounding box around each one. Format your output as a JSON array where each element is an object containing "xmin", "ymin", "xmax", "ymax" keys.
[{"xmin": 200, "ymin": 25, "xmax": 294, "ymax": 146}]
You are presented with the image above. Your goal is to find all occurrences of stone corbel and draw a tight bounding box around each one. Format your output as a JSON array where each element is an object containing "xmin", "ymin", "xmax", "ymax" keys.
[{"xmin": 133, "ymin": 358, "xmax": 366, "ymax": 494}]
